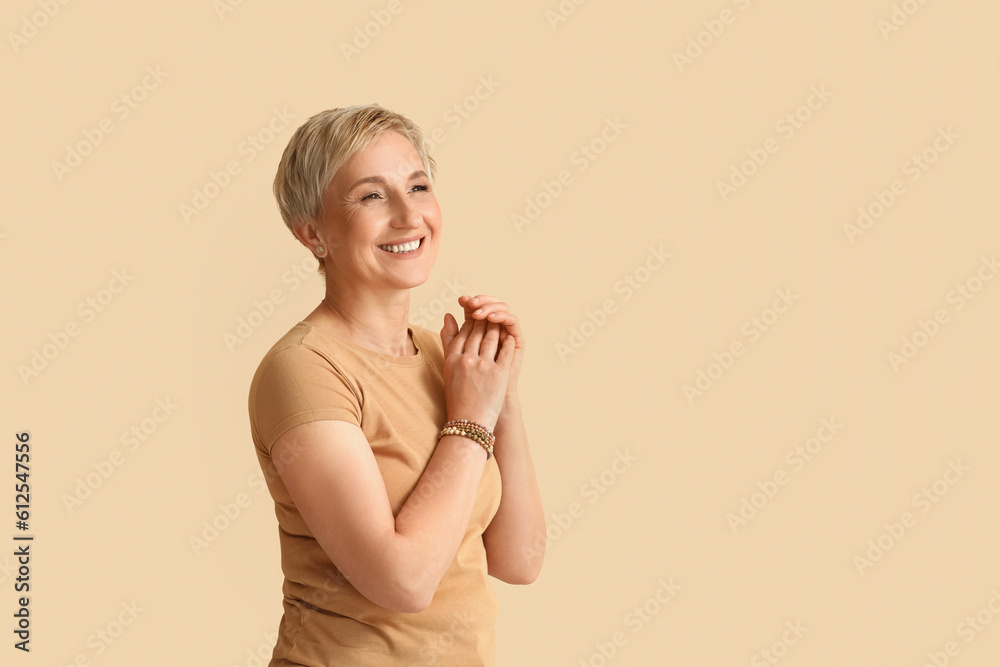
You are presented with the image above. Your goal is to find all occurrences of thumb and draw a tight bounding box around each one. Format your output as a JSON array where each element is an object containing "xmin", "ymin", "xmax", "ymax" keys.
[{"xmin": 440, "ymin": 312, "xmax": 458, "ymax": 349}]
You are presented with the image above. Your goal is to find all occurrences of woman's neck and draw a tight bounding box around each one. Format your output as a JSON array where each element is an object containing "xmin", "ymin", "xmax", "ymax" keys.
[{"xmin": 307, "ymin": 293, "xmax": 416, "ymax": 357}]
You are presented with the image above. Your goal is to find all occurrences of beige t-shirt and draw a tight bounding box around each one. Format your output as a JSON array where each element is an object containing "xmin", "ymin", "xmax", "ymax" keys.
[{"xmin": 248, "ymin": 320, "xmax": 502, "ymax": 666}]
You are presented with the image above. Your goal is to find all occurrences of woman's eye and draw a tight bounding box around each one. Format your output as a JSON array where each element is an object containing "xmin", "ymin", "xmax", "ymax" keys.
[{"xmin": 360, "ymin": 185, "xmax": 426, "ymax": 201}]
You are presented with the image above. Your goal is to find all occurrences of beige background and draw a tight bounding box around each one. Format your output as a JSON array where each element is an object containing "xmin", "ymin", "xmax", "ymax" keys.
[{"xmin": 4, "ymin": 0, "xmax": 1000, "ymax": 665}]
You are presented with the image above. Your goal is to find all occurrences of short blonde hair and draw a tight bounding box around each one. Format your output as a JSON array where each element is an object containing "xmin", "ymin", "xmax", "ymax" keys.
[{"xmin": 273, "ymin": 103, "xmax": 437, "ymax": 235}]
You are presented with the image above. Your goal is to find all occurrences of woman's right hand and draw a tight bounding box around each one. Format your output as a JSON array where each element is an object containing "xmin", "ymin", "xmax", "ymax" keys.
[{"xmin": 440, "ymin": 311, "xmax": 516, "ymax": 433}]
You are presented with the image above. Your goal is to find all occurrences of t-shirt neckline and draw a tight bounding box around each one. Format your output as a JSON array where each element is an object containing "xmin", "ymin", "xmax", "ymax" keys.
[{"xmin": 299, "ymin": 320, "xmax": 424, "ymax": 366}]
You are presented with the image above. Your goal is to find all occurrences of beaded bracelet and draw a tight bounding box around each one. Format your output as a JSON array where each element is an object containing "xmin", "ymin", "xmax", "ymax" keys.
[
  {"xmin": 442, "ymin": 419, "xmax": 495, "ymax": 446},
  {"xmin": 448, "ymin": 420, "xmax": 495, "ymax": 451},
  {"xmin": 438, "ymin": 419, "xmax": 495, "ymax": 459}
]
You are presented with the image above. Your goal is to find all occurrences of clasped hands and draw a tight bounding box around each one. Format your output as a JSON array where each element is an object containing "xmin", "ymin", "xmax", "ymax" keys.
[{"xmin": 453, "ymin": 294, "xmax": 524, "ymax": 401}]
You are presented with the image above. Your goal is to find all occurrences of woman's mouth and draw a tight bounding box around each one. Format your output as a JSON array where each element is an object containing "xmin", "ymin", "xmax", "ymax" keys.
[{"xmin": 377, "ymin": 237, "xmax": 423, "ymax": 254}]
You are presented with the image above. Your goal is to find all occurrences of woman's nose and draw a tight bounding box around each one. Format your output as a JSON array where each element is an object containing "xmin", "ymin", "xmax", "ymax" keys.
[{"xmin": 391, "ymin": 194, "xmax": 423, "ymax": 227}]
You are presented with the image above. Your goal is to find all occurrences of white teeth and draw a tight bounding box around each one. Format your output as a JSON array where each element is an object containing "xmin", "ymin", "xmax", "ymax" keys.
[{"xmin": 379, "ymin": 238, "xmax": 421, "ymax": 253}]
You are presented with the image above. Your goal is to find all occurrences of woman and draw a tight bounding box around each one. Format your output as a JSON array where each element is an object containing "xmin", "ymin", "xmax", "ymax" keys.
[{"xmin": 248, "ymin": 104, "xmax": 545, "ymax": 666}]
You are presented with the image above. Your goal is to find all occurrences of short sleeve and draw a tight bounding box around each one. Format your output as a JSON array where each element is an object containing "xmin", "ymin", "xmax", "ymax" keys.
[{"xmin": 249, "ymin": 343, "xmax": 363, "ymax": 456}]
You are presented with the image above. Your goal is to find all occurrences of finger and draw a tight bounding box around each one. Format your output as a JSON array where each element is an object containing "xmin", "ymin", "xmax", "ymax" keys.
[
  {"xmin": 462, "ymin": 295, "xmax": 501, "ymax": 320},
  {"xmin": 462, "ymin": 294, "xmax": 499, "ymax": 308},
  {"xmin": 464, "ymin": 316, "xmax": 487, "ymax": 354},
  {"xmin": 481, "ymin": 309, "xmax": 517, "ymax": 328},
  {"xmin": 491, "ymin": 314, "xmax": 525, "ymax": 350},
  {"xmin": 458, "ymin": 294, "xmax": 485, "ymax": 315},
  {"xmin": 468, "ymin": 303, "xmax": 518, "ymax": 340},
  {"xmin": 472, "ymin": 307, "xmax": 510, "ymax": 327},
  {"xmin": 479, "ymin": 320, "xmax": 501, "ymax": 360},
  {"xmin": 470, "ymin": 301, "xmax": 508, "ymax": 319},
  {"xmin": 448, "ymin": 315, "xmax": 475, "ymax": 356},
  {"xmin": 495, "ymin": 332, "xmax": 517, "ymax": 369},
  {"xmin": 458, "ymin": 296, "xmax": 478, "ymax": 328}
]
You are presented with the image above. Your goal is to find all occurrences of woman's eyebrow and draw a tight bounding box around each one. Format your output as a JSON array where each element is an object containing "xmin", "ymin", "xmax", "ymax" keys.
[{"xmin": 347, "ymin": 170, "xmax": 427, "ymax": 191}]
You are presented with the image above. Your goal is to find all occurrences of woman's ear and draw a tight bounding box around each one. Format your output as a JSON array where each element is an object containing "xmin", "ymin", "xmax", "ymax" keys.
[{"xmin": 292, "ymin": 221, "xmax": 324, "ymax": 256}]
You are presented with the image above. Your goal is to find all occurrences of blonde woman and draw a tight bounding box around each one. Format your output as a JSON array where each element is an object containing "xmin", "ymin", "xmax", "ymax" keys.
[{"xmin": 248, "ymin": 104, "xmax": 545, "ymax": 666}]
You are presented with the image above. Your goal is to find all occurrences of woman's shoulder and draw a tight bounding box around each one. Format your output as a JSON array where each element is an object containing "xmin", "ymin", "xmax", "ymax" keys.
[
  {"xmin": 250, "ymin": 321, "xmax": 351, "ymax": 387},
  {"xmin": 254, "ymin": 321, "xmax": 323, "ymax": 366},
  {"xmin": 248, "ymin": 321, "xmax": 364, "ymax": 408}
]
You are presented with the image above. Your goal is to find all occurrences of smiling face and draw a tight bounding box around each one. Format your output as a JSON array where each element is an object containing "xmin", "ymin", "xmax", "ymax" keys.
[{"xmin": 305, "ymin": 131, "xmax": 442, "ymax": 294}]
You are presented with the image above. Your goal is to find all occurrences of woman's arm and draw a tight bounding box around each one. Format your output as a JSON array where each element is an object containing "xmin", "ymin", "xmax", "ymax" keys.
[
  {"xmin": 271, "ymin": 315, "xmax": 513, "ymax": 614},
  {"xmin": 272, "ymin": 421, "xmax": 489, "ymax": 614},
  {"xmin": 482, "ymin": 393, "xmax": 546, "ymax": 584},
  {"xmin": 454, "ymin": 295, "xmax": 545, "ymax": 583}
]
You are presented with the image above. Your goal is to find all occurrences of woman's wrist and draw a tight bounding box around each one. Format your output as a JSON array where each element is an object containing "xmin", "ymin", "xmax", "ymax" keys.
[
  {"xmin": 495, "ymin": 394, "xmax": 521, "ymax": 431},
  {"xmin": 446, "ymin": 407, "xmax": 500, "ymax": 432},
  {"xmin": 439, "ymin": 419, "xmax": 496, "ymax": 459}
]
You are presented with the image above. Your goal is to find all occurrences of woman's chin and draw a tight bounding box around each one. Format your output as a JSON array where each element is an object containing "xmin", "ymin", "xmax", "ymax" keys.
[{"xmin": 385, "ymin": 268, "xmax": 432, "ymax": 291}]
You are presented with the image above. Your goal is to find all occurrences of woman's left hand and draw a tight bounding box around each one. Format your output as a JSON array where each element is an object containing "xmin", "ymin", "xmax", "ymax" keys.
[{"xmin": 458, "ymin": 294, "xmax": 524, "ymax": 398}]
